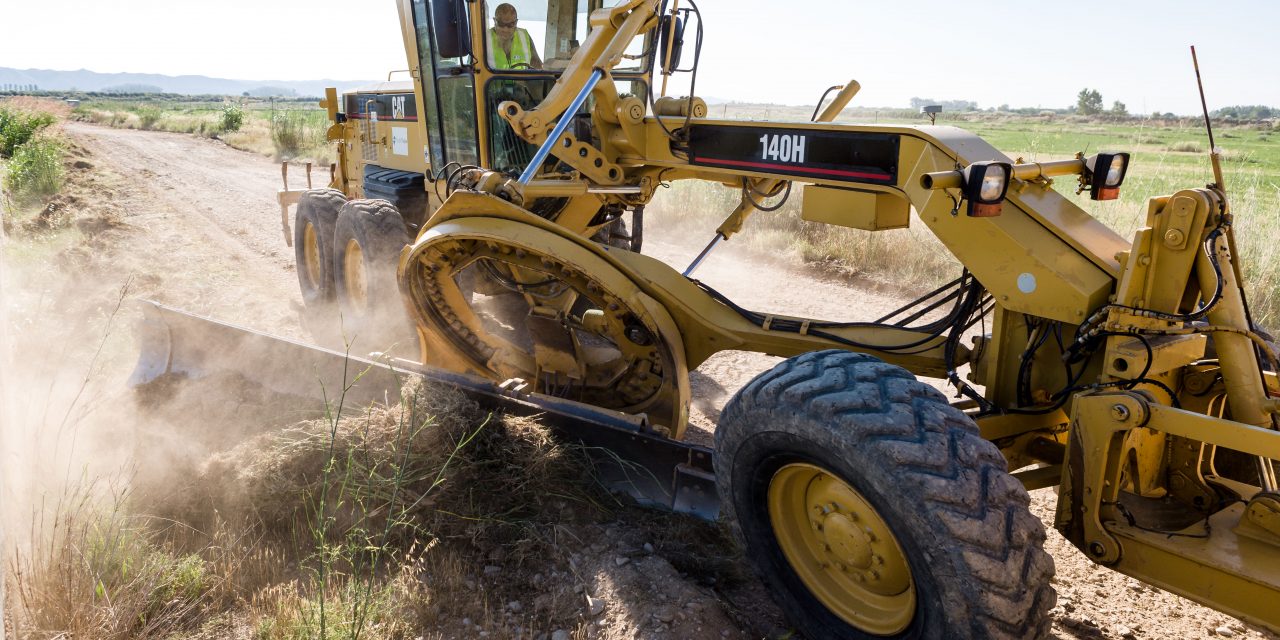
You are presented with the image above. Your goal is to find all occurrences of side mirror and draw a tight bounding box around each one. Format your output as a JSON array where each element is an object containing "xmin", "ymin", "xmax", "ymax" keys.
[
  {"xmin": 658, "ymin": 14, "xmax": 684, "ymax": 71},
  {"xmin": 433, "ymin": 0, "xmax": 472, "ymax": 59}
]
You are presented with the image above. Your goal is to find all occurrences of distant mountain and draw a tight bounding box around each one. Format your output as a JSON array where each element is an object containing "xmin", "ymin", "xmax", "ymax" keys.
[{"xmin": 0, "ymin": 67, "xmax": 375, "ymax": 98}]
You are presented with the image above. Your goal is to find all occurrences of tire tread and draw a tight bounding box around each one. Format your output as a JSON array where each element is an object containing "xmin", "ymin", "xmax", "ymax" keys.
[{"xmin": 716, "ymin": 350, "xmax": 1055, "ymax": 639}]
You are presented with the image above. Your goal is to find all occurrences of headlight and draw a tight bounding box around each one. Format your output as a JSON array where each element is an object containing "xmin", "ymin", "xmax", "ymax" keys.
[
  {"xmin": 1104, "ymin": 155, "xmax": 1126, "ymax": 187},
  {"xmin": 979, "ymin": 172, "xmax": 1006, "ymax": 201},
  {"xmin": 1085, "ymin": 152, "xmax": 1130, "ymax": 200},
  {"xmin": 962, "ymin": 161, "xmax": 1012, "ymax": 217}
]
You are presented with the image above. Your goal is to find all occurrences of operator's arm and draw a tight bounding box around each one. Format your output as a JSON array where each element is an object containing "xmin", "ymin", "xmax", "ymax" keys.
[{"xmin": 529, "ymin": 33, "xmax": 543, "ymax": 69}]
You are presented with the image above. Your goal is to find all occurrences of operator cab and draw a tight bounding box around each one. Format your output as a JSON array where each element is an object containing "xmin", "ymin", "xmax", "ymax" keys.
[{"xmin": 407, "ymin": 0, "xmax": 652, "ymax": 177}]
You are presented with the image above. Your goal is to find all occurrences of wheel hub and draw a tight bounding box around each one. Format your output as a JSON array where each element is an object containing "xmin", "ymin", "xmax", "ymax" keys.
[
  {"xmin": 820, "ymin": 512, "xmax": 872, "ymax": 571},
  {"xmin": 343, "ymin": 239, "xmax": 368, "ymax": 310},
  {"xmin": 303, "ymin": 222, "xmax": 322, "ymax": 288},
  {"xmin": 768, "ymin": 462, "xmax": 915, "ymax": 634}
]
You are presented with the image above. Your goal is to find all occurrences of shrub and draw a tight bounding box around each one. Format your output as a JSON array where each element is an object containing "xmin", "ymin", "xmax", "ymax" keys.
[
  {"xmin": 4, "ymin": 134, "xmax": 64, "ymax": 201},
  {"xmin": 1166, "ymin": 140, "xmax": 1203, "ymax": 153},
  {"xmin": 270, "ymin": 111, "xmax": 306, "ymax": 158},
  {"xmin": 220, "ymin": 103, "xmax": 245, "ymax": 133},
  {"xmin": 270, "ymin": 110, "xmax": 326, "ymax": 159},
  {"xmin": 0, "ymin": 106, "xmax": 56, "ymax": 157},
  {"xmin": 136, "ymin": 106, "xmax": 163, "ymax": 130}
]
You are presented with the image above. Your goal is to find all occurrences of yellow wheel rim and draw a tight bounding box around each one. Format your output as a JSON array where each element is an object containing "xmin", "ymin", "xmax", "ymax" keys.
[
  {"xmin": 303, "ymin": 222, "xmax": 322, "ymax": 289},
  {"xmin": 768, "ymin": 462, "xmax": 916, "ymax": 634},
  {"xmin": 343, "ymin": 239, "xmax": 369, "ymax": 310}
]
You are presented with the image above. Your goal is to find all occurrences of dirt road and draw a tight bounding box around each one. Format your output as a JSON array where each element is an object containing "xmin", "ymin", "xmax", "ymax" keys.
[
  {"xmin": 64, "ymin": 122, "xmax": 304, "ymax": 337},
  {"xmin": 52, "ymin": 123, "xmax": 1277, "ymax": 639}
]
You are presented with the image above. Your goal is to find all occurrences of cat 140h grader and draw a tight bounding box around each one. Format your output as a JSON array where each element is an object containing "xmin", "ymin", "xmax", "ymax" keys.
[{"xmin": 132, "ymin": 0, "xmax": 1280, "ymax": 637}]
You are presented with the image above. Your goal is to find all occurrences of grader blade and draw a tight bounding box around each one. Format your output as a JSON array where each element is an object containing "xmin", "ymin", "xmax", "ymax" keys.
[{"xmin": 130, "ymin": 301, "xmax": 719, "ymax": 520}]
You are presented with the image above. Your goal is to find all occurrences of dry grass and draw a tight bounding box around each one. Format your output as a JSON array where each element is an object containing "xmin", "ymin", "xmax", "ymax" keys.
[
  {"xmin": 6, "ymin": 371, "xmax": 612, "ymax": 639},
  {"xmin": 73, "ymin": 102, "xmax": 333, "ymax": 165},
  {"xmin": 8, "ymin": 486, "xmax": 214, "ymax": 639}
]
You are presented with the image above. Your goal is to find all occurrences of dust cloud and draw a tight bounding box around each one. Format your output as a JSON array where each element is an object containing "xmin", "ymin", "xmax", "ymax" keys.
[{"xmin": 0, "ymin": 251, "xmax": 139, "ymax": 538}]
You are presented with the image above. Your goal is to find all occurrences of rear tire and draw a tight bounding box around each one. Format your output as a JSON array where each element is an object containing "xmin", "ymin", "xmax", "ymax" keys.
[
  {"xmin": 332, "ymin": 199, "xmax": 416, "ymax": 354},
  {"xmin": 715, "ymin": 350, "xmax": 1055, "ymax": 639},
  {"xmin": 293, "ymin": 189, "xmax": 346, "ymax": 341},
  {"xmin": 294, "ymin": 189, "xmax": 346, "ymax": 304}
]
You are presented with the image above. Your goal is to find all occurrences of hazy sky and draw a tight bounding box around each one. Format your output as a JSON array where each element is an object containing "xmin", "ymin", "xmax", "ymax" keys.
[{"xmin": 3, "ymin": 0, "xmax": 1276, "ymax": 114}]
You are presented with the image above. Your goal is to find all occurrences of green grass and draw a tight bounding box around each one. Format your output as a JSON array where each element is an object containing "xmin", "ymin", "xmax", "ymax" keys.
[
  {"xmin": 1, "ymin": 99, "xmax": 66, "ymax": 207},
  {"xmin": 269, "ymin": 109, "xmax": 329, "ymax": 161},
  {"xmin": 0, "ymin": 105, "xmax": 56, "ymax": 157},
  {"xmin": 4, "ymin": 134, "xmax": 64, "ymax": 201}
]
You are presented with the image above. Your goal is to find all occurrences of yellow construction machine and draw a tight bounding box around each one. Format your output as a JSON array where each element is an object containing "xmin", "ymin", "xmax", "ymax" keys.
[{"xmin": 134, "ymin": 1, "xmax": 1280, "ymax": 637}]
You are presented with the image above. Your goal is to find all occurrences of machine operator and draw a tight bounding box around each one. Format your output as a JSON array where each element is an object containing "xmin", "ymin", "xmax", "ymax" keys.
[{"xmin": 489, "ymin": 3, "xmax": 543, "ymax": 69}]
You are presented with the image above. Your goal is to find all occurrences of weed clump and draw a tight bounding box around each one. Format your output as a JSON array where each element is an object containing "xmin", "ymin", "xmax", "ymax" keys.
[
  {"xmin": 9, "ymin": 490, "xmax": 214, "ymax": 639},
  {"xmin": 136, "ymin": 105, "xmax": 163, "ymax": 130},
  {"xmin": 0, "ymin": 104, "xmax": 55, "ymax": 157},
  {"xmin": 4, "ymin": 134, "xmax": 64, "ymax": 201},
  {"xmin": 35, "ymin": 376, "xmax": 607, "ymax": 638},
  {"xmin": 220, "ymin": 102, "xmax": 245, "ymax": 133},
  {"xmin": 270, "ymin": 110, "xmax": 326, "ymax": 160}
]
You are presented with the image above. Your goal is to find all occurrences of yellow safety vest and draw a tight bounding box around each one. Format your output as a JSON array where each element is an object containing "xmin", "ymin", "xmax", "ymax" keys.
[{"xmin": 489, "ymin": 27, "xmax": 533, "ymax": 69}]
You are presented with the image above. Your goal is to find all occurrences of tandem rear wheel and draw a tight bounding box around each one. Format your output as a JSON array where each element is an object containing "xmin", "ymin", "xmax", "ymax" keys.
[
  {"xmin": 715, "ymin": 350, "xmax": 1056, "ymax": 639},
  {"xmin": 332, "ymin": 199, "xmax": 418, "ymax": 355},
  {"xmin": 294, "ymin": 190, "xmax": 346, "ymax": 305}
]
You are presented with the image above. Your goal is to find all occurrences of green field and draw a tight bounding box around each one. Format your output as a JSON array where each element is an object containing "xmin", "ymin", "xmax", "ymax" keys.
[{"xmin": 72, "ymin": 97, "xmax": 333, "ymax": 164}]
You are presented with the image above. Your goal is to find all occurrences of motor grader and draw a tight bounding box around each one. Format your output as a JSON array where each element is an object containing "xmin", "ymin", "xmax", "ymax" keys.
[{"xmin": 132, "ymin": 0, "xmax": 1280, "ymax": 637}]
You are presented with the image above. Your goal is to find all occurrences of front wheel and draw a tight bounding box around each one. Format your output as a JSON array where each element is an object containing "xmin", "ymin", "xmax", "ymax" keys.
[{"xmin": 715, "ymin": 350, "xmax": 1055, "ymax": 639}]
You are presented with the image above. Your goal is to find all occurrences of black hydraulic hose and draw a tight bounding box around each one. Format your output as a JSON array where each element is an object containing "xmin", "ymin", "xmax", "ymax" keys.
[
  {"xmin": 875, "ymin": 275, "xmax": 965, "ymax": 324},
  {"xmin": 810, "ymin": 85, "xmax": 843, "ymax": 122},
  {"xmin": 693, "ymin": 280, "xmax": 951, "ymax": 353},
  {"xmin": 741, "ymin": 177, "xmax": 792, "ymax": 212},
  {"xmin": 1068, "ymin": 223, "xmax": 1229, "ymax": 361}
]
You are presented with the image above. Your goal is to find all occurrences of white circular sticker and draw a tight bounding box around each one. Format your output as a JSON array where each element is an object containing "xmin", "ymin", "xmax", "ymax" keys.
[{"xmin": 1017, "ymin": 273, "xmax": 1037, "ymax": 294}]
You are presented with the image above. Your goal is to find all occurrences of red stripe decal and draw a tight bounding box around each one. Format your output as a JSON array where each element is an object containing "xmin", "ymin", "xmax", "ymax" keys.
[{"xmin": 692, "ymin": 156, "xmax": 892, "ymax": 180}]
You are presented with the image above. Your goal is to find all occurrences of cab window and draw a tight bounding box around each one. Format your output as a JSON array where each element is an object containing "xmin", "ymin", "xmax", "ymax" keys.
[{"xmin": 481, "ymin": 0, "xmax": 649, "ymax": 73}]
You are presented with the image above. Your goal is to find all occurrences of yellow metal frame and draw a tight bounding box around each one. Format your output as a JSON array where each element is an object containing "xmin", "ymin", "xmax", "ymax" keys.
[{"xmin": 267, "ymin": 0, "xmax": 1280, "ymax": 631}]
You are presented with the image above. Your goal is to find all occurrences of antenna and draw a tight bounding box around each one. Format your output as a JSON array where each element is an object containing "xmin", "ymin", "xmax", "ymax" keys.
[{"xmin": 1190, "ymin": 45, "xmax": 1226, "ymax": 191}]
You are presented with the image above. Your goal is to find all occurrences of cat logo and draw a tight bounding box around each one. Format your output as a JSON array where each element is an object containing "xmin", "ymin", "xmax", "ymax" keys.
[{"xmin": 392, "ymin": 96, "xmax": 406, "ymax": 120}]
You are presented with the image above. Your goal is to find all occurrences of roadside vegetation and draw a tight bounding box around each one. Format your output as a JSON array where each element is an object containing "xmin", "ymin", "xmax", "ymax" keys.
[
  {"xmin": 0, "ymin": 98, "xmax": 69, "ymax": 207},
  {"xmin": 7, "ymin": 373, "xmax": 561, "ymax": 638},
  {"xmin": 71, "ymin": 97, "xmax": 332, "ymax": 165},
  {"xmin": 4, "ymin": 347, "xmax": 730, "ymax": 638}
]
